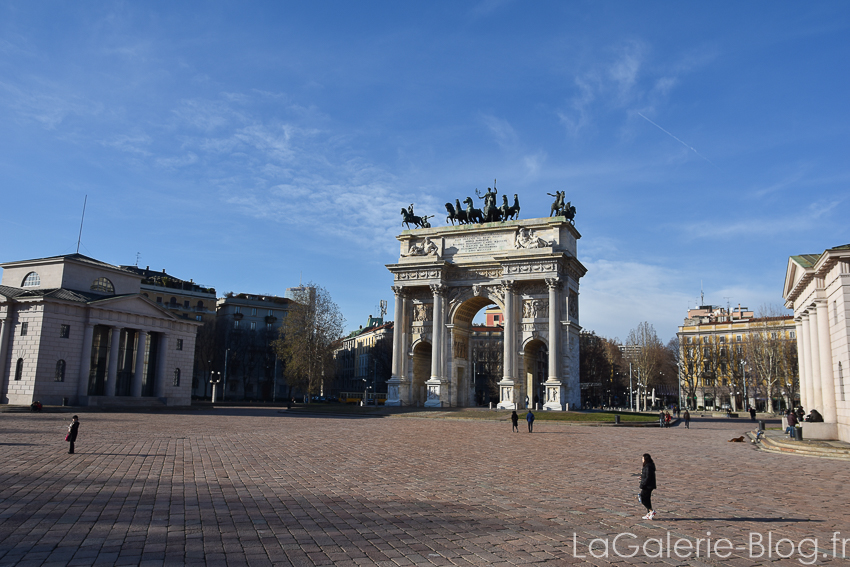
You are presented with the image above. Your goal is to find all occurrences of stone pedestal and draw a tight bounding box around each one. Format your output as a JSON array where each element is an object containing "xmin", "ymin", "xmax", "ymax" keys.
[
  {"xmin": 497, "ymin": 379, "xmax": 516, "ymax": 410},
  {"xmin": 385, "ymin": 377, "xmax": 403, "ymax": 406},
  {"xmin": 424, "ymin": 378, "xmax": 443, "ymax": 407},
  {"xmin": 543, "ymin": 381, "xmax": 565, "ymax": 411}
]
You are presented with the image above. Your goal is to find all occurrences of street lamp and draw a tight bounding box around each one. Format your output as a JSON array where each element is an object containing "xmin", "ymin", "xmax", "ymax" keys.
[
  {"xmin": 740, "ymin": 361, "xmax": 748, "ymax": 410},
  {"xmin": 210, "ymin": 371, "xmax": 222, "ymax": 403}
]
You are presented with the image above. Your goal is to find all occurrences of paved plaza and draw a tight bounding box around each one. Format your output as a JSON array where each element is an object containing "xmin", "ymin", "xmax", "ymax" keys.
[{"xmin": 1, "ymin": 409, "xmax": 849, "ymax": 566}]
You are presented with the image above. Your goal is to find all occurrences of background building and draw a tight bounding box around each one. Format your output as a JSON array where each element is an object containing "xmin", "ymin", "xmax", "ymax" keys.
[
  {"xmin": 333, "ymin": 315, "xmax": 393, "ymax": 402},
  {"xmin": 211, "ymin": 293, "xmax": 293, "ymax": 401},
  {"xmin": 0, "ymin": 254, "xmax": 200, "ymax": 407},
  {"xmin": 783, "ymin": 244, "xmax": 850, "ymax": 441},
  {"xmin": 121, "ymin": 265, "xmax": 217, "ymax": 324},
  {"xmin": 678, "ymin": 304, "xmax": 797, "ymax": 412}
]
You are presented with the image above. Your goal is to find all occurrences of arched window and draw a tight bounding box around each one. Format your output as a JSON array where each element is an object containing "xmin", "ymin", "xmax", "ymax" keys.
[
  {"xmin": 55, "ymin": 359, "xmax": 66, "ymax": 382},
  {"xmin": 14, "ymin": 358, "xmax": 23, "ymax": 380},
  {"xmin": 173, "ymin": 368, "xmax": 181, "ymax": 387},
  {"xmin": 197, "ymin": 300, "xmax": 204, "ymax": 309},
  {"xmin": 21, "ymin": 272, "xmax": 40, "ymax": 287},
  {"xmin": 90, "ymin": 277, "xmax": 114, "ymax": 294}
]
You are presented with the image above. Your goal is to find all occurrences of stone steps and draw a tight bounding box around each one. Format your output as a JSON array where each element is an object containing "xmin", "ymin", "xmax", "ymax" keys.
[{"xmin": 753, "ymin": 433, "xmax": 850, "ymax": 460}]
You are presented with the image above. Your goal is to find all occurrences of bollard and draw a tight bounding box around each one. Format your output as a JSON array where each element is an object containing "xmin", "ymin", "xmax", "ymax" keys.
[
  {"xmin": 795, "ymin": 425, "xmax": 803, "ymax": 441},
  {"xmin": 758, "ymin": 420, "xmax": 765, "ymax": 431},
  {"xmin": 615, "ymin": 414, "xmax": 621, "ymax": 425}
]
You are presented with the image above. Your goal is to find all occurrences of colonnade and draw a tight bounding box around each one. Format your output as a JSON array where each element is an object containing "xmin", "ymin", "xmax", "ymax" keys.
[
  {"xmin": 797, "ymin": 300, "xmax": 837, "ymax": 423},
  {"xmin": 76, "ymin": 323, "xmax": 170, "ymax": 401}
]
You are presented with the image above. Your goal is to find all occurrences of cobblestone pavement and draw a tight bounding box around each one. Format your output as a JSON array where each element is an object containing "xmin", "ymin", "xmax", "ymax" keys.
[{"xmin": 1, "ymin": 410, "xmax": 849, "ymax": 566}]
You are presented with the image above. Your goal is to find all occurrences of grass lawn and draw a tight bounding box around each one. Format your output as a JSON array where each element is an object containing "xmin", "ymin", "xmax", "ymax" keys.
[{"xmin": 287, "ymin": 405, "xmax": 658, "ymax": 422}]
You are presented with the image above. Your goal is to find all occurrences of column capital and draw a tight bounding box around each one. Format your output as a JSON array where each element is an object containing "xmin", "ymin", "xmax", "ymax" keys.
[
  {"xmin": 429, "ymin": 283, "xmax": 447, "ymax": 296},
  {"xmin": 545, "ymin": 277, "xmax": 562, "ymax": 290},
  {"xmin": 391, "ymin": 285, "xmax": 408, "ymax": 298},
  {"xmin": 501, "ymin": 280, "xmax": 516, "ymax": 292}
]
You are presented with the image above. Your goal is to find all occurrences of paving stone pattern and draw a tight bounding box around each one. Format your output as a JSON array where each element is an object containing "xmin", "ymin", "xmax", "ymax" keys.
[{"xmin": 1, "ymin": 410, "xmax": 849, "ymax": 566}]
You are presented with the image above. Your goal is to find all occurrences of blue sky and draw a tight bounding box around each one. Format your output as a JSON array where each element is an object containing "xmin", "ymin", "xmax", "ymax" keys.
[{"xmin": 1, "ymin": 2, "xmax": 848, "ymax": 342}]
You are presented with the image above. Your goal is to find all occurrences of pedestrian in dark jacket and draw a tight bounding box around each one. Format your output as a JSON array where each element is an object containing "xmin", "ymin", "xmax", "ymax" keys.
[
  {"xmin": 639, "ymin": 453, "xmax": 656, "ymax": 519},
  {"xmin": 683, "ymin": 410, "xmax": 690, "ymax": 429},
  {"xmin": 749, "ymin": 407, "xmax": 757, "ymax": 421},
  {"xmin": 67, "ymin": 415, "xmax": 79, "ymax": 454},
  {"xmin": 526, "ymin": 410, "xmax": 535, "ymax": 433},
  {"xmin": 510, "ymin": 411, "xmax": 519, "ymax": 433}
]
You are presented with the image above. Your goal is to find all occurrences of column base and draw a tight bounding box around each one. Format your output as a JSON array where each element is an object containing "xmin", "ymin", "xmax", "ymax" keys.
[
  {"xmin": 385, "ymin": 377, "xmax": 406, "ymax": 406},
  {"xmin": 424, "ymin": 377, "xmax": 443, "ymax": 407},
  {"xmin": 801, "ymin": 422, "xmax": 838, "ymax": 440},
  {"xmin": 543, "ymin": 381, "xmax": 565, "ymax": 411},
  {"xmin": 496, "ymin": 378, "xmax": 516, "ymax": 410}
]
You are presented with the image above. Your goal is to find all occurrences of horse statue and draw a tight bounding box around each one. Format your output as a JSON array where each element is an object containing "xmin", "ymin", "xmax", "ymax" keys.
[
  {"xmin": 420, "ymin": 215, "xmax": 433, "ymax": 229},
  {"xmin": 454, "ymin": 199, "xmax": 469, "ymax": 224},
  {"xmin": 463, "ymin": 197, "xmax": 484, "ymax": 224},
  {"xmin": 401, "ymin": 208, "xmax": 427, "ymax": 229},
  {"xmin": 499, "ymin": 195, "xmax": 510, "ymax": 222},
  {"xmin": 505, "ymin": 194, "xmax": 520, "ymax": 220},
  {"xmin": 445, "ymin": 203, "xmax": 459, "ymax": 225},
  {"xmin": 560, "ymin": 202, "xmax": 576, "ymax": 224}
]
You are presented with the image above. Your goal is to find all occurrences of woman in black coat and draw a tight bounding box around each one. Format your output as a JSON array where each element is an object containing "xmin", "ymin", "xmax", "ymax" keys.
[
  {"xmin": 639, "ymin": 453, "xmax": 656, "ymax": 519},
  {"xmin": 67, "ymin": 415, "xmax": 80, "ymax": 454}
]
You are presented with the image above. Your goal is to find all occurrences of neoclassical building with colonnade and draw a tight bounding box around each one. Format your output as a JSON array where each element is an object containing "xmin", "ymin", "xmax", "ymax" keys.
[
  {"xmin": 783, "ymin": 244, "xmax": 850, "ymax": 441},
  {"xmin": 0, "ymin": 254, "xmax": 200, "ymax": 407}
]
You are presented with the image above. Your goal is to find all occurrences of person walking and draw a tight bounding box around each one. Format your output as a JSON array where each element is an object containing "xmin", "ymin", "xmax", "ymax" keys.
[
  {"xmin": 658, "ymin": 410, "xmax": 665, "ymax": 428},
  {"xmin": 683, "ymin": 409, "xmax": 690, "ymax": 429},
  {"xmin": 526, "ymin": 410, "xmax": 535, "ymax": 433},
  {"xmin": 639, "ymin": 453, "xmax": 657, "ymax": 519},
  {"xmin": 749, "ymin": 406, "xmax": 757, "ymax": 421},
  {"xmin": 511, "ymin": 410, "xmax": 519, "ymax": 433},
  {"xmin": 67, "ymin": 415, "xmax": 79, "ymax": 454}
]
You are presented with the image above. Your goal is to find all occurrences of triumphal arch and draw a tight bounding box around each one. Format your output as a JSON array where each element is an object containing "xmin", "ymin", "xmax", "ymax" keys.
[{"xmin": 385, "ymin": 217, "xmax": 586, "ymax": 410}]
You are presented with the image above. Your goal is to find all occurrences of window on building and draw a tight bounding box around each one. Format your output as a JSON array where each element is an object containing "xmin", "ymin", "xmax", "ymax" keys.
[
  {"xmin": 736, "ymin": 345, "xmax": 743, "ymax": 355},
  {"xmin": 176, "ymin": 339, "xmax": 183, "ymax": 351},
  {"xmin": 251, "ymin": 308, "xmax": 257, "ymax": 316},
  {"xmin": 234, "ymin": 320, "xmax": 240, "ymax": 329},
  {"xmin": 14, "ymin": 358, "xmax": 23, "ymax": 380},
  {"xmin": 60, "ymin": 324, "xmax": 70, "ymax": 339},
  {"xmin": 90, "ymin": 277, "xmax": 114, "ymax": 293},
  {"xmin": 268, "ymin": 309, "xmax": 273, "ymax": 316},
  {"xmin": 721, "ymin": 362, "xmax": 727, "ymax": 374},
  {"xmin": 266, "ymin": 323, "xmax": 273, "ymax": 331},
  {"xmin": 196, "ymin": 315, "xmax": 203, "ymax": 322},
  {"xmin": 790, "ymin": 331, "xmax": 796, "ymax": 339},
  {"xmin": 719, "ymin": 336, "xmax": 725, "ymax": 344},
  {"xmin": 703, "ymin": 347, "xmax": 709, "ymax": 357},
  {"xmin": 169, "ymin": 297, "xmax": 177, "ymax": 306},
  {"xmin": 771, "ymin": 332, "xmax": 778, "ymax": 339},
  {"xmin": 183, "ymin": 300, "xmax": 190, "ymax": 309},
  {"xmin": 250, "ymin": 321, "xmax": 256, "ymax": 331},
  {"xmin": 55, "ymin": 359, "xmax": 66, "ymax": 382},
  {"xmin": 197, "ymin": 301, "xmax": 205, "ymax": 309},
  {"xmin": 234, "ymin": 306, "xmax": 241, "ymax": 314},
  {"xmin": 173, "ymin": 368, "xmax": 181, "ymax": 386},
  {"xmin": 736, "ymin": 335, "xmax": 742, "ymax": 342},
  {"xmin": 156, "ymin": 297, "xmax": 162, "ymax": 303},
  {"xmin": 21, "ymin": 272, "xmax": 40, "ymax": 287},
  {"xmin": 20, "ymin": 322, "xmax": 28, "ymax": 336},
  {"xmin": 687, "ymin": 337, "xmax": 692, "ymax": 344}
]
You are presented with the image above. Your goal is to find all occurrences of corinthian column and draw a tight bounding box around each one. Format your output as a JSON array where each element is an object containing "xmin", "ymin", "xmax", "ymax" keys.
[
  {"xmin": 385, "ymin": 286, "xmax": 406, "ymax": 406},
  {"xmin": 543, "ymin": 278, "xmax": 565, "ymax": 411},
  {"xmin": 815, "ymin": 300, "xmax": 837, "ymax": 422},
  {"xmin": 794, "ymin": 318, "xmax": 807, "ymax": 410},
  {"xmin": 104, "ymin": 327, "xmax": 121, "ymax": 397},
  {"xmin": 497, "ymin": 281, "xmax": 517, "ymax": 409},
  {"xmin": 132, "ymin": 331, "xmax": 148, "ymax": 397},
  {"xmin": 425, "ymin": 284, "xmax": 446, "ymax": 407},
  {"xmin": 77, "ymin": 323, "xmax": 95, "ymax": 399},
  {"xmin": 808, "ymin": 307, "xmax": 823, "ymax": 412}
]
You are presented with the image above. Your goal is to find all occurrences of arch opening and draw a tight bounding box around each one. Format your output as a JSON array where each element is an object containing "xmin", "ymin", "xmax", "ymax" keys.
[
  {"xmin": 411, "ymin": 341, "xmax": 431, "ymax": 407},
  {"xmin": 451, "ymin": 297, "xmax": 503, "ymax": 407},
  {"xmin": 521, "ymin": 338, "xmax": 548, "ymax": 410}
]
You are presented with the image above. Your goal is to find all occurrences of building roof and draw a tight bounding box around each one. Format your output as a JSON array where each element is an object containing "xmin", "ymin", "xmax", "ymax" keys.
[
  {"xmin": 0, "ymin": 285, "xmax": 106, "ymax": 303},
  {"xmin": 0, "ymin": 253, "xmax": 131, "ymax": 273}
]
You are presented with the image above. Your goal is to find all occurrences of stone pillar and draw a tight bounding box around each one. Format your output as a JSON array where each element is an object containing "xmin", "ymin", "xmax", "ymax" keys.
[
  {"xmin": 385, "ymin": 287, "xmax": 406, "ymax": 406},
  {"xmin": 77, "ymin": 323, "xmax": 95, "ymax": 399},
  {"xmin": 816, "ymin": 300, "xmax": 837, "ymax": 422},
  {"xmin": 795, "ymin": 318, "xmax": 807, "ymax": 410},
  {"xmin": 156, "ymin": 333, "xmax": 169, "ymax": 398},
  {"xmin": 425, "ymin": 284, "xmax": 446, "ymax": 407},
  {"xmin": 801, "ymin": 313, "xmax": 815, "ymax": 412},
  {"xmin": 544, "ymin": 278, "xmax": 564, "ymax": 411},
  {"xmin": 104, "ymin": 327, "xmax": 121, "ymax": 397},
  {"xmin": 497, "ymin": 281, "xmax": 517, "ymax": 410},
  {"xmin": 132, "ymin": 331, "xmax": 148, "ymax": 397},
  {"xmin": 808, "ymin": 307, "xmax": 823, "ymax": 412},
  {"xmin": 0, "ymin": 317, "xmax": 9, "ymax": 400}
]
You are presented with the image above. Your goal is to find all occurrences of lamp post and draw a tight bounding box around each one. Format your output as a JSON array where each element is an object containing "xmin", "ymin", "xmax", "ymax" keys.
[
  {"xmin": 210, "ymin": 371, "xmax": 222, "ymax": 403},
  {"xmin": 740, "ymin": 360, "xmax": 748, "ymax": 410},
  {"xmin": 629, "ymin": 363, "xmax": 633, "ymax": 412}
]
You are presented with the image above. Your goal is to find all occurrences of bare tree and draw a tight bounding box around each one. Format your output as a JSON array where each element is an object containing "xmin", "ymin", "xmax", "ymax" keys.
[
  {"xmin": 746, "ymin": 305, "xmax": 796, "ymax": 413},
  {"xmin": 273, "ymin": 283, "xmax": 345, "ymax": 399},
  {"xmin": 626, "ymin": 322, "xmax": 664, "ymax": 411}
]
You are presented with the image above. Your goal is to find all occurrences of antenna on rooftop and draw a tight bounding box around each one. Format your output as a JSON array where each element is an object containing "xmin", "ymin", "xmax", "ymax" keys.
[
  {"xmin": 700, "ymin": 281, "xmax": 704, "ymax": 306},
  {"xmin": 723, "ymin": 296, "xmax": 731, "ymax": 313},
  {"xmin": 135, "ymin": 252, "xmax": 141, "ymax": 267},
  {"xmin": 75, "ymin": 195, "xmax": 87, "ymax": 254},
  {"xmin": 379, "ymin": 300, "xmax": 387, "ymax": 319}
]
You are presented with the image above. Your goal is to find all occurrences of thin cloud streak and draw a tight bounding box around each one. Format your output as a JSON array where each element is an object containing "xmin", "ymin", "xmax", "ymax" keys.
[{"xmin": 636, "ymin": 112, "xmax": 715, "ymax": 166}]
